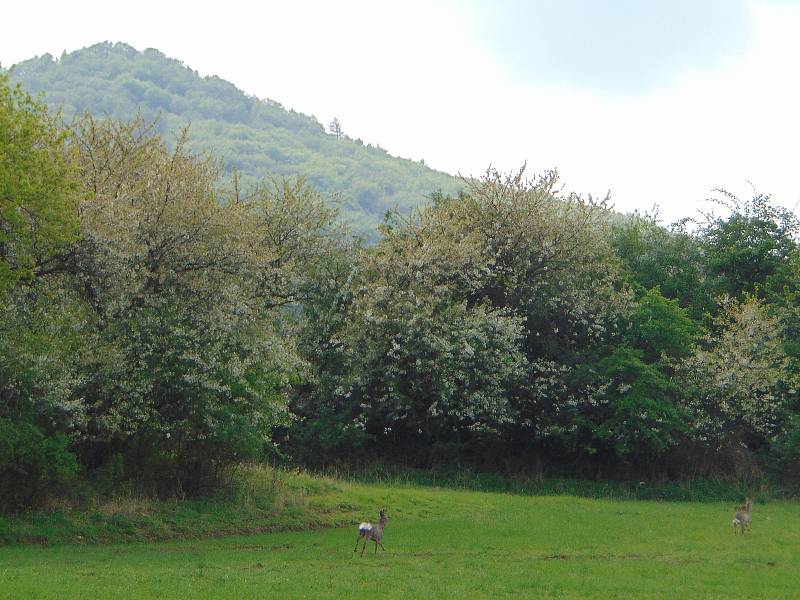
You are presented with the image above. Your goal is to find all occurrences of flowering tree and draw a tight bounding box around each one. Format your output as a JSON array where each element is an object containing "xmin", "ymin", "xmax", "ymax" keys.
[
  {"xmin": 0, "ymin": 74, "xmax": 80, "ymax": 293},
  {"xmin": 681, "ymin": 297, "xmax": 795, "ymax": 451}
]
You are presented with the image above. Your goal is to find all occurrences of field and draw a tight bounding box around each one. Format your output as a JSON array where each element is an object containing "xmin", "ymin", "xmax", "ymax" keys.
[{"xmin": 1, "ymin": 471, "xmax": 800, "ymax": 599}]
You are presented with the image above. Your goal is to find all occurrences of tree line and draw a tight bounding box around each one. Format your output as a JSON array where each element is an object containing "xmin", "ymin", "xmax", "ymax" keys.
[{"xmin": 3, "ymin": 74, "xmax": 800, "ymax": 512}]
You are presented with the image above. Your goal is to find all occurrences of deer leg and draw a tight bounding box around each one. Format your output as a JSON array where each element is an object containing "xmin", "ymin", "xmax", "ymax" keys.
[
  {"xmin": 361, "ymin": 535, "xmax": 368, "ymax": 557},
  {"xmin": 354, "ymin": 534, "xmax": 363, "ymax": 552},
  {"xmin": 379, "ymin": 542, "xmax": 386, "ymax": 551},
  {"xmin": 374, "ymin": 540, "xmax": 378, "ymax": 554}
]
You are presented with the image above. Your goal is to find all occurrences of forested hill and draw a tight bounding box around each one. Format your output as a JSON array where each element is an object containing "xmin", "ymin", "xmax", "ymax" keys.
[{"xmin": 7, "ymin": 42, "xmax": 461, "ymax": 234}]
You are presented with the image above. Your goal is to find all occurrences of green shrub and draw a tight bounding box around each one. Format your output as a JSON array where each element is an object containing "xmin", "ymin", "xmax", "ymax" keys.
[
  {"xmin": 0, "ymin": 418, "xmax": 78, "ymax": 511},
  {"xmin": 768, "ymin": 415, "xmax": 800, "ymax": 487}
]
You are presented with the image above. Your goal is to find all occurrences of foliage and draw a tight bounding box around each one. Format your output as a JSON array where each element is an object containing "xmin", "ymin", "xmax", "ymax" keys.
[
  {"xmin": 0, "ymin": 73, "xmax": 79, "ymax": 294},
  {"xmin": 440, "ymin": 169, "xmax": 635, "ymax": 462},
  {"xmin": 344, "ymin": 292, "xmax": 525, "ymax": 457},
  {"xmin": 627, "ymin": 287, "xmax": 699, "ymax": 364},
  {"xmin": 611, "ymin": 214, "xmax": 712, "ymax": 319},
  {"xmin": 286, "ymin": 167, "xmax": 796, "ymax": 478},
  {"xmin": 59, "ymin": 116, "xmax": 339, "ymax": 492},
  {"xmin": 0, "ymin": 417, "xmax": 78, "ymax": 511},
  {"xmin": 0, "ymin": 276, "xmax": 92, "ymax": 432},
  {"xmin": 1, "ymin": 107, "xmax": 343, "ymax": 501},
  {"xmin": 287, "ymin": 236, "xmax": 366, "ymax": 459},
  {"xmin": 290, "ymin": 221, "xmax": 527, "ymax": 461},
  {"xmin": 291, "ymin": 167, "xmax": 636, "ymax": 466},
  {"xmin": 769, "ymin": 415, "xmax": 800, "ymax": 483},
  {"xmin": 681, "ymin": 297, "xmax": 795, "ymax": 451},
  {"xmin": 8, "ymin": 55, "xmax": 800, "ymax": 502},
  {"xmin": 588, "ymin": 345, "xmax": 684, "ymax": 458},
  {"xmin": 699, "ymin": 189, "xmax": 799, "ymax": 299}
]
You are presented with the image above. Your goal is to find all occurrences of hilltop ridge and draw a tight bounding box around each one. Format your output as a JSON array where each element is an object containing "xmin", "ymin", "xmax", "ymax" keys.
[{"xmin": 8, "ymin": 41, "xmax": 461, "ymax": 234}]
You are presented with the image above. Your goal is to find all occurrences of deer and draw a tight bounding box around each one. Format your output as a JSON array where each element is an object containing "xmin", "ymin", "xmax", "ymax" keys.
[
  {"xmin": 354, "ymin": 509, "xmax": 388, "ymax": 556},
  {"xmin": 732, "ymin": 498, "xmax": 753, "ymax": 534}
]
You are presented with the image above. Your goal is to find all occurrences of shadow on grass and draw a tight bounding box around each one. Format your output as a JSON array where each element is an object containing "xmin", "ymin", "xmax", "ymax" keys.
[{"xmin": 308, "ymin": 462, "xmax": 787, "ymax": 503}]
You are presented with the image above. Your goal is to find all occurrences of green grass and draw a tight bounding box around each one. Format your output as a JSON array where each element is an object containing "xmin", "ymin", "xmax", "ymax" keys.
[
  {"xmin": 2, "ymin": 469, "xmax": 800, "ymax": 598},
  {"xmin": 0, "ymin": 465, "xmax": 774, "ymax": 547}
]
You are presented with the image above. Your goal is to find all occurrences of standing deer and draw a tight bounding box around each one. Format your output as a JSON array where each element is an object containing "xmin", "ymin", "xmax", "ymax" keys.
[
  {"xmin": 354, "ymin": 509, "xmax": 388, "ymax": 556},
  {"xmin": 732, "ymin": 498, "xmax": 753, "ymax": 534}
]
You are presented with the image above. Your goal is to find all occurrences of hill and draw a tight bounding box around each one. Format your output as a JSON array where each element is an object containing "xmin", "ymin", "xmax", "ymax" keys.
[{"xmin": 6, "ymin": 42, "xmax": 461, "ymax": 235}]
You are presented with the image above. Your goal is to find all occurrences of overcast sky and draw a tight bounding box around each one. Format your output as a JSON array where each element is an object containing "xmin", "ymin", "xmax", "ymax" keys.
[{"xmin": 3, "ymin": 0, "xmax": 800, "ymax": 223}]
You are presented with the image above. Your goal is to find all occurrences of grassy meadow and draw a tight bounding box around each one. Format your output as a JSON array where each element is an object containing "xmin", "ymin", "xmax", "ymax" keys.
[{"xmin": 1, "ymin": 468, "xmax": 799, "ymax": 599}]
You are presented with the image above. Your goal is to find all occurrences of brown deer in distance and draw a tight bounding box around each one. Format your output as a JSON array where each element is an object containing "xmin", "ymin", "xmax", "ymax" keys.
[
  {"xmin": 354, "ymin": 509, "xmax": 388, "ymax": 556},
  {"xmin": 732, "ymin": 498, "xmax": 753, "ymax": 534}
]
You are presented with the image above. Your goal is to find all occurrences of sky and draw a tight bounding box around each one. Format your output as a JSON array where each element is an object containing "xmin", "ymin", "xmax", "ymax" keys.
[{"xmin": 3, "ymin": 0, "xmax": 800, "ymax": 223}]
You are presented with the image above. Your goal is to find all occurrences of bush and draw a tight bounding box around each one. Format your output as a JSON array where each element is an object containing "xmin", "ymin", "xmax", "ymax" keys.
[
  {"xmin": 0, "ymin": 418, "xmax": 78, "ymax": 511},
  {"xmin": 768, "ymin": 415, "xmax": 800, "ymax": 487},
  {"xmin": 286, "ymin": 404, "xmax": 370, "ymax": 465}
]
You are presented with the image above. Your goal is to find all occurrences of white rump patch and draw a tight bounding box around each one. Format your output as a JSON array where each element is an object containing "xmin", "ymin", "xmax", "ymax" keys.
[{"xmin": 359, "ymin": 522, "xmax": 373, "ymax": 533}]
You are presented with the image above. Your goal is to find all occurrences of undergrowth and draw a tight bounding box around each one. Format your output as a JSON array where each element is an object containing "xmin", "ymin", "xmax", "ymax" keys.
[{"xmin": 310, "ymin": 462, "xmax": 782, "ymax": 503}]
